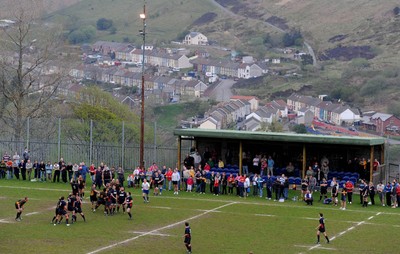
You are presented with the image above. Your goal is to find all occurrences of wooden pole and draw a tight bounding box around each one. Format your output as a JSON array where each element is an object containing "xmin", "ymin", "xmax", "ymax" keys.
[
  {"xmin": 239, "ymin": 141, "xmax": 242, "ymax": 175},
  {"xmin": 302, "ymin": 144, "xmax": 306, "ymax": 179}
]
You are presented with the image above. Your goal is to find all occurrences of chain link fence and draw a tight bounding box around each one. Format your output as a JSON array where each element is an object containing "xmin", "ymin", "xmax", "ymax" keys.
[{"xmin": 0, "ymin": 118, "xmax": 190, "ymax": 170}]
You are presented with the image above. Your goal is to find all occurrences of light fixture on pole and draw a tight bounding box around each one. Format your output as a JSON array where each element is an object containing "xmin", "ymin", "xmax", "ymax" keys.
[{"xmin": 139, "ymin": 1, "xmax": 146, "ymax": 170}]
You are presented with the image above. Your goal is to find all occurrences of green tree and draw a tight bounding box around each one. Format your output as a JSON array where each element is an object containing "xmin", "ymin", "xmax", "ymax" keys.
[
  {"xmin": 283, "ymin": 29, "xmax": 303, "ymax": 47},
  {"xmin": 68, "ymin": 26, "xmax": 96, "ymax": 44},
  {"xmin": 292, "ymin": 124, "xmax": 307, "ymax": 134},
  {"xmin": 96, "ymin": 18, "xmax": 113, "ymax": 30},
  {"xmin": 66, "ymin": 86, "xmax": 152, "ymax": 143},
  {"xmin": 301, "ymin": 54, "xmax": 313, "ymax": 65}
]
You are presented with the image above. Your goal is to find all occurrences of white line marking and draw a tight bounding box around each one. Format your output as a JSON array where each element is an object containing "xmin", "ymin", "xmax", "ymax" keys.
[
  {"xmin": 195, "ymin": 209, "xmax": 221, "ymax": 213},
  {"xmin": 254, "ymin": 214, "xmax": 275, "ymax": 217},
  {"xmin": 301, "ymin": 212, "xmax": 381, "ymax": 253},
  {"xmin": 295, "ymin": 245, "xmax": 337, "ymax": 250},
  {"xmin": 129, "ymin": 231, "xmax": 172, "ymax": 237},
  {"xmin": 147, "ymin": 206, "xmax": 172, "ymax": 210},
  {"xmin": 0, "ymin": 219, "xmax": 14, "ymax": 224},
  {"xmin": 86, "ymin": 202, "xmax": 236, "ymax": 254},
  {"xmin": 25, "ymin": 212, "xmax": 39, "ymax": 216}
]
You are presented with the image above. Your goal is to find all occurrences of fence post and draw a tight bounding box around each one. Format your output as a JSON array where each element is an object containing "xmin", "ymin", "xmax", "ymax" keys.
[
  {"xmin": 90, "ymin": 119, "xmax": 93, "ymax": 166},
  {"xmin": 26, "ymin": 117, "xmax": 30, "ymax": 150},
  {"xmin": 154, "ymin": 121, "xmax": 157, "ymax": 164},
  {"xmin": 58, "ymin": 118, "xmax": 61, "ymax": 161},
  {"xmin": 122, "ymin": 121, "xmax": 125, "ymax": 170}
]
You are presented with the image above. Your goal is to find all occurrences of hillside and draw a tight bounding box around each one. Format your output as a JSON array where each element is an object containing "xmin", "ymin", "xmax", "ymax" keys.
[{"xmin": 43, "ymin": 0, "xmax": 400, "ymax": 112}]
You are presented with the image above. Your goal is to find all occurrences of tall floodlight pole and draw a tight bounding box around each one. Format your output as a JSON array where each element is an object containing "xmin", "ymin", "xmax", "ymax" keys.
[{"xmin": 139, "ymin": 1, "xmax": 146, "ymax": 170}]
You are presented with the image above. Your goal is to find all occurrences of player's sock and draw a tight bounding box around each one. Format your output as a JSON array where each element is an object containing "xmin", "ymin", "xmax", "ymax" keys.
[
  {"xmin": 117, "ymin": 206, "xmax": 119, "ymax": 212},
  {"xmin": 325, "ymin": 236, "xmax": 329, "ymax": 243},
  {"xmin": 82, "ymin": 214, "xmax": 86, "ymax": 222},
  {"xmin": 143, "ymin": 196, "xmax": 146, "ymax": 201},
  {"xmin": 123, "ymin": 207, "xmax": 126, "ymax": 213},
  {"xmin": 66, "ymin": 218, "xmax": 69, "ymax": 224},
  {"xmin": 128, "ymin": 212, "xmax": 132, "ymax": 219},
  {"xmin": 317, "ymin": 235, "xmax": 320, "ymax": 242},
  {"xmin": 51, "ymin": 216, "xmax": 56, "ymax": 223},
  {"xmin": 188, "ymin": 245, "xmax": 191, "ymax": 252}
]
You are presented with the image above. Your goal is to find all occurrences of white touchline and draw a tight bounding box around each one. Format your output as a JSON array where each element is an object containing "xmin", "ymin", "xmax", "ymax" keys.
[
  {"xmin": 303, "ymin": 212, "xmax": 381, "ymax": 253},
  {"xmin": 86, "ymin": 202, "xmax": 236, "ymax": 254}
]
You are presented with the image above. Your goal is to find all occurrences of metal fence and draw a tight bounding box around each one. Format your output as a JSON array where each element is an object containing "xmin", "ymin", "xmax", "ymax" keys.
[{"xmin": 0, "ymin": 118, "xmax": 190, "ymax": 170}]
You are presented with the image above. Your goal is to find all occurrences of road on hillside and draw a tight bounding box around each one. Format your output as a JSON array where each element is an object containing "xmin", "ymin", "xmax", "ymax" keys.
[
  {"xmin": 211, "ymin": 79, "xmax": 234, "ymax": 102},
  {"xmin": 210, "ymin": 0, "xmax": 318, "ymax": 66}
]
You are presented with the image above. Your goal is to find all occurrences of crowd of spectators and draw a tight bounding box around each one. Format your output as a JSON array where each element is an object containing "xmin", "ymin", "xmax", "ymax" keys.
[{"xmin": 1, "ymin": 148, "xmax": 398, "ymax": 210}]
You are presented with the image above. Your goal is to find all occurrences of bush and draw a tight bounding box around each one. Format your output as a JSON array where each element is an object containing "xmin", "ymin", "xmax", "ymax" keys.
[
  {"xmin": 96, "ymin": 18, "xmax": 113, "ymax": 30},
  {"xmin": 68, "ymin": 25, "xmax": 96, "ymax": 44},
  {"xmin": 292, "ymin": 124, "xmax": 307, "ymax": 134}
]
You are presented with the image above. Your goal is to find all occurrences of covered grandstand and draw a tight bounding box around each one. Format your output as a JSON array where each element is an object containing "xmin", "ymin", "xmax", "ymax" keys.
[{"xmin": 174, "ymin": 129, "xmax": 386, "ymax": 183}]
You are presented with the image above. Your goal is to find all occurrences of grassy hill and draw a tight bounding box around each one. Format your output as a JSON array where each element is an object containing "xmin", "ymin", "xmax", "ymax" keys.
[
  {"xmin": 44, "ymin": 0, "xmax": 400, "ymax": 113},
  {"xmin": 46, "ymin": 0, "xmax": 222, "ymax": 44}
]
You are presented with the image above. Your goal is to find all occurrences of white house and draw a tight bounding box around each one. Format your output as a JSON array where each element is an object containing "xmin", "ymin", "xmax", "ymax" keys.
[{"xmin": 183, "ymin": 32, "xmax": 208, "ymax": 45}]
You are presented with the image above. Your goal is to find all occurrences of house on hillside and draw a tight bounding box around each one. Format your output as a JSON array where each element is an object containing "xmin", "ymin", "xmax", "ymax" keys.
[
  {"xmin": 183, "ymin": 32, "xmax": 208, "ymax": 45},
  {"xmin": 295, "ymin": 108, "xmax": 314, "ymax": 125},
  {"xmin": 92, "ymin": 41, "xmax": 132, "ymax": 56},
  {"xmin": 267, "ymin": 100, "xmax": 288, "ymax": 118},
  {"xmin": 365, "ymin": 113, "xmax": 400, "ymax": 134},
  {"xmin": 230, "ymin": 96, "xmax": 259, "ymax": 112}
]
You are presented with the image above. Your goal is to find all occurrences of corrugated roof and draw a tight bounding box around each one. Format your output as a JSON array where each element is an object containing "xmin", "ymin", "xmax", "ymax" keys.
[{"xmin": 174, "ymin": 129, "xmax": 385, "ymax": 146}]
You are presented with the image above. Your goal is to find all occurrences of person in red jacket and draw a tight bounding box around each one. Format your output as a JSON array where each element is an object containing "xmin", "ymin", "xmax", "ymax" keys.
[
  {"xmin": 165, "ymin": 168, "xmax": 173, "ymax": 191},
  {"xmin": 345, "ymin": 180, "xmax": 354, "ymax": 204}
]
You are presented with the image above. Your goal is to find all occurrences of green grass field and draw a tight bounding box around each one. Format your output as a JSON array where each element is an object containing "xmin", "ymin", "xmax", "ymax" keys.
[{"xmin": 0, "ymin": 179, "xmax": 399, "ymax": 254}]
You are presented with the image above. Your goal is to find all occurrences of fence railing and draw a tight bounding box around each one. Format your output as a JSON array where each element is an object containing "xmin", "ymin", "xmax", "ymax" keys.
[{"xmin": 0, "ymin": 118, "xmax": 191, "ymax": 170}]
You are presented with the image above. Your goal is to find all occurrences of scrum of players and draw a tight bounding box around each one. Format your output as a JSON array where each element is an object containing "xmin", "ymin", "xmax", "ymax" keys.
[{"xmin": 52, "ymin": 178, "xmax": 133, "ymax": 226}]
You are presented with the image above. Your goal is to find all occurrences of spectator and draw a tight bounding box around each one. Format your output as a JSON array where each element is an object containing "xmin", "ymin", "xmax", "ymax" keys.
[
  {"xmin": 384, "ymin": 182, "xmax": 392, "ymax": 207},
  {"xmin": 369, "ymin": 182, "xmax": 375, "ymax": 205},
  {"xmin": 345, "ymin": 180, "xmax": 354, "ymax": 204},
  {"xmin": 25, "ymin": 159, "xmax": 33, "ymax": 181},
  {"xmin": 285, "ymin": 162, "xmax": 294, "ymax": 177},
  {"xmin": 376, "ymin": 182, "xmax": 385, "ymax": 206},
  {"xmin": 306, "ymin": 166, "xmax": 314, "ymax": 178},
  {"xmin": 166, "ymin": 168, "xmax": 173, "ymax": 191},
  {"xmin": 19, "ymin": 159, "xmax": 26, "ymax": 180},
  {"xmin": 117, "ymin": 166, "xmax": 125, "ymax": 187},
  {"xmin": 45, "ymin": 161, "xmax": 52, "ymax": 181},
  {"xmin": 217, "ymin": 159, "xmax": 224, "ymax": 169},
  {"xmin": 53, "ymin": 161, "xmax": 60, "ymax": 182},
  {"xmin": 304, "ymin": 190, "xmax": 313, "ymax": 205},
  {"xmin": 267, "ymin": 156, "xmax": 274, "ymax": 176},
  {"xmin": 0, "ymin": 160, "xmax": 5, "ymax": 179}
]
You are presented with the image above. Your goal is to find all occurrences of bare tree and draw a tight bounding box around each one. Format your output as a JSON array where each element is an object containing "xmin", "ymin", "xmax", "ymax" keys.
[{"xmin": 0, "ymin": 1, "xmax": 69, "ymax": 140}]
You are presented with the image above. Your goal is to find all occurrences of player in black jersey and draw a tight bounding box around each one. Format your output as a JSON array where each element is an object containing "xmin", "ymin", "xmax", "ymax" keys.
[
  {"xmin": 117, "ymin": 187, "xmax": 127, "ymax": 213},
  {"xmin": 78, "ymin": 175, "xmax": 86, "ymax": 198},
  {"xmin": 94, "ymin": 188, "xmax": 107, "ymax": 213},
  {"xmin": 15, "ymin": 197, "xmax": 28, "ymax": 221},
  {"xmin": 183, "ymin": 222, "xmax": 192, "ymax": 254},
  {"xmin": 90, "ymin": 183, "xmax": 99, "ymax": 212},
  {"xmin": 51, "ymin": 197, "xmax": 62, "ymax": 224},
  {"xmin": 73, "ymin": 196, "xmax": 86, "ymax": 222},
  {"xmin": 316, "ymin": 213, "xmax": 330, "ymax": 244},
  {"xmin": 67, "ymin": 194, "xmax": 77, "ymax": 223},
  {"xmin": 54, "ymin": 196, "xmax": 70, "ymax": 226},
  {"xmin": 319, "ymin": 178, "xmax": 328, "ymax": 201},
  {"xmin": 124, "ymin": 192, "xmax": 133, "ymax": 219},
  {"xmin": 71, "ymin": 179, "xmax": 79, "ymax": 196},
  {"xmin": 108, "ymin": 185, "xmax": 118, "ymax": 215}
]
